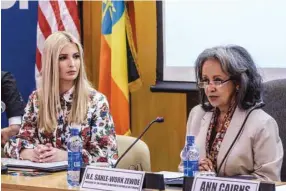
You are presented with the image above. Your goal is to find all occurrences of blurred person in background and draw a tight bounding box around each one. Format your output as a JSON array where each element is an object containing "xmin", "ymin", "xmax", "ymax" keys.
[{"xmin": 1, "ymin": 71, "xmax": 25, "ymax": 146}]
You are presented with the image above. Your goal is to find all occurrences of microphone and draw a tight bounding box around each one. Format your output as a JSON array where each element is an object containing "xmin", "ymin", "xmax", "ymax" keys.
[
  {"xmin": 1, "ymin": 101, "xmax": 6, "ymax": 113},
  {"xmin": 255, "ymin": 101, "xmax": 265, "ymax": 108},
  {"xmin": 113, "ymin": 117, "xmax": 164, "ymax": 168}
]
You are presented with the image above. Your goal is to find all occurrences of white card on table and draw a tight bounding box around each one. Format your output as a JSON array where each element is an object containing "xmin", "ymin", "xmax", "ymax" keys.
[
  {"xmin": 80, "ymin": 166, "xmax": 145, "ymax": 191},
  {"xmin": 191, "ymin": 176, "xmax": 260, "ymax": 191}
]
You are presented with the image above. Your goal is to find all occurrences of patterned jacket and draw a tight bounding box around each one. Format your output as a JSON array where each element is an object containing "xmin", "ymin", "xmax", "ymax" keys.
[{"xmin": 4, "ymin": 87, "xmax": 118, "ymax": 165}]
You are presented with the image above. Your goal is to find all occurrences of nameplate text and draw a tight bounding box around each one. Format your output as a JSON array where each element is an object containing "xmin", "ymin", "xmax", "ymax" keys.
[
  {"xmin": 191, "ymin": 176, "xmax": 260, "ymax": 191},
  {"xmin": 80, "ymin": 166, "xmax": 145, "ymax": 191}
]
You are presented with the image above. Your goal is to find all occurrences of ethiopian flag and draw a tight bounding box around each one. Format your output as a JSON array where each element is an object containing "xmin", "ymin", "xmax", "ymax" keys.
[{"xmin": 99, "ymin": 0, "xmax": 142, "ymax": 135}]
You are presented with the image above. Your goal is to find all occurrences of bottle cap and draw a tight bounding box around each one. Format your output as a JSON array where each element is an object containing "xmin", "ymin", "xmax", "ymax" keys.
[
  {"xmin": 187, "ymin": 135, "xmax": 195, "ymax": 144},
  {"xmin": 70, "ymin": 128, "xmax": 79, "ymax": 136}
]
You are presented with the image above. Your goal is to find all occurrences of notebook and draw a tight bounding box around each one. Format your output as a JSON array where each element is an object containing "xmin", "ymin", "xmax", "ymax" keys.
[
  {"xmin": 2, "ymin": 158, "xmax": 68, "ymax": 172},
  {"xmin": 157, "ymin": 171, "xmax": 184, "ymax": 186}
]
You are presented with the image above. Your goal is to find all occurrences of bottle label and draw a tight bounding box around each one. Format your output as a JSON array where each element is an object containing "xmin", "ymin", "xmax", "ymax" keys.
[
  {"xmin": 183, "ymin": 160, "xmax": 188, "ymax": 176},
  {"xmin": 187, "ymin": 160, "xmax": 199, "ymax": 177},
  {"xmin": 68, "ymin": 152, "xmax": 82, "ymax": 171}
]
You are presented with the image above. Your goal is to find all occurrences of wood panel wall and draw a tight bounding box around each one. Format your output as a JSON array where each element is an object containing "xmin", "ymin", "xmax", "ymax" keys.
[{"xmin": 83, "ymin": 1, "xmax": 187, "ymax": 172}]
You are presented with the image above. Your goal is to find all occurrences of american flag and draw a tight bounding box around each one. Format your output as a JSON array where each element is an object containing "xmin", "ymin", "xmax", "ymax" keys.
[{"xmin": 35, "ymin": 0, "xmax": 80, "ymax": 85}]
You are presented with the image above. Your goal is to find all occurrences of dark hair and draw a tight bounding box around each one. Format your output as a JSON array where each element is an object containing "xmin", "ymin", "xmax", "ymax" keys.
[{"xmin": 195, "ymin": 45, "xmax": 263, "ymax": 111}]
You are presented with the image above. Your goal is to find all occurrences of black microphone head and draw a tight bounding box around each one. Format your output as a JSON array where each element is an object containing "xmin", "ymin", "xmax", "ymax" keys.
[
  {"xmin": 255, "ymin": 101, "xmax": 265, "ymax": 108},
  {"xmin": 155, "ymin": 117, "xmax": 164, "ymax": 123},
  {"xmin": 1, "ymin": 101, "xmax": 6, "ymax": 113}
]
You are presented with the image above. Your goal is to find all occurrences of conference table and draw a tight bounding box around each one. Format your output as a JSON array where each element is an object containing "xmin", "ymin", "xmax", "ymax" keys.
[
  {"xmin": 2, "ymin": 171, "xmax": 286, "ymax": 191},
  {"xmin": 1, "ymin": 171, "xmax": 181, "ymax": 191}
]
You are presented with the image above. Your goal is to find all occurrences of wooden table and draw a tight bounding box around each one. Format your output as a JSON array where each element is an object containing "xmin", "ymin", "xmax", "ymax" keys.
[
  {"xmin": 2, "ymin": 171, "xmax": 76, "ymax": 191},
  {"xmin": 3, "ymin": 171, "xmax": 286, "ymax": 191},
  {"xmin": 1, "ymin": 171, "xmax": 181, "ymax": 191}
]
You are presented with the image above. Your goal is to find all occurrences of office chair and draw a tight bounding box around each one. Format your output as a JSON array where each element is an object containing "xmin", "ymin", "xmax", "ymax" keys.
[
  {"xmin": 263, "ymin": 78, "xmax": 286, "ymax": 181},
  {"xmin": 115, "ymin": 135, "xmax": 151, "ymax": 172}
]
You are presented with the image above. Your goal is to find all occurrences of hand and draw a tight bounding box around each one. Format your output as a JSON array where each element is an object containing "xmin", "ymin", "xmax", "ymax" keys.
[
  {"xmin": 39, "ymin": 144, "xmax": 67, "ymax": 163},
  {"xmin": 1, "ymin": 125, "xmax": 21, "ymax": 146},
  {"xmin": 34, "ymin": 144, "xmax": 52, "ymax": 156},
  {"xmin": 20, "ymin": 149, "xmax": 40, "ymax": 162},
  {"xmin": 199, "ymin": 158, "xmax": 214, "ymax": 171},
  {"xmin": 1, "ymin": 128, "xmax": 10, "ymax": 146}
]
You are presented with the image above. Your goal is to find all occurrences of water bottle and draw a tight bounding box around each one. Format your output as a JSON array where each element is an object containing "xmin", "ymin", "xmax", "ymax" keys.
[
  {"xmin": 183, "ymin": 135, "xmax": 199, "ymax": 177},
  {"xmin": 181, "ymin": 144, "xmax": 189, "ymax": 176},
  {"xmin": 67, "ymin": 128, "xmax": 82, "ymax": 186}
]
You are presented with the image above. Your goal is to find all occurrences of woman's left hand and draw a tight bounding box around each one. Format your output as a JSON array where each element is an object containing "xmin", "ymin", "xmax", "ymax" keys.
[
  {"xmin": 39, "ymin": 143, "xmax": 68, "ymax": 162},
  {"xmin": 199, "ymin": 158, "xmax": 214, "ymax": 172}
]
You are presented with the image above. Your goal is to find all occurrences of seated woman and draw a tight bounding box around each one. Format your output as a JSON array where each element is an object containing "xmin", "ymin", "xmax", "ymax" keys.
[
  {"xmin": 1, "ymin": 71, "xmax": 25, "ymax": 146},
  {"xmin": 4, "ymin": 31, "xmax": 118, "ymax": 166},
  {"xmin": 179, "ymin": 45, "xmax": 283, "ymax": 181}
]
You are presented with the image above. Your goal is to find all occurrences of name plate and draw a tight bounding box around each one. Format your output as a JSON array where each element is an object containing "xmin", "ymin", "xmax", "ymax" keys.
[
  {"xmin": 191, "ymin": 176, "xmax": 260, "ymax": 191},
  {"xmin": 80, "ymin": 166, "xmax": 145, "ymax": 191}
]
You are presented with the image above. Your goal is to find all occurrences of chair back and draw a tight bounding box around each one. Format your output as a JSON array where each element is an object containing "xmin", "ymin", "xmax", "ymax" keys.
[
  {"xmin": 263, "ymin": 78, "xmax": 286, "ymax": 181},
  {"xmin": 116, "ymin": 135, "xmax": 151, "ymax": 172}
]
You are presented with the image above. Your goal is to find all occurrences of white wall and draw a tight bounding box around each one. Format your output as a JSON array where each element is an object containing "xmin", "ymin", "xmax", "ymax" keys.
[{"xmin": 163, "ymin": 0, "xmax": 286, "ymax": 82}]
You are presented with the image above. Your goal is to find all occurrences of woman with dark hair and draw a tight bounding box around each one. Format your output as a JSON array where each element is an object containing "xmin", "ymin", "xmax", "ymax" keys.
[{"xmin": 179, "ymin": 45, "xmax": 283, "ymax": 181}]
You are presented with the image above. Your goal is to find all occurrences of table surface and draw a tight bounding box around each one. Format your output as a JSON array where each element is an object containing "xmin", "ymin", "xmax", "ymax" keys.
[
  {"xmin": 1, "ymin": 171, "xmax": 181, "ymax": 191},
  {"xmin": 2, "ymin": 171, "xmax": 286, "ymax": 191}
]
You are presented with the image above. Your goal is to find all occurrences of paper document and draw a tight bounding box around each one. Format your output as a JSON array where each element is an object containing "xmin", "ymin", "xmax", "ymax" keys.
[
  {"xmin": 157, "ymin": 171, "xmax": 184, "ymax": 185},
  {"xmin": 157, "ymin": 171, "xmax": 183, "ymax": 179},
  {"xmin": 2, "ymin": 158, "xmax": 67, "ymax": 168},
  {"xmin": 276, "ymin": 185, "xmax": 286, "ymax": 191}
]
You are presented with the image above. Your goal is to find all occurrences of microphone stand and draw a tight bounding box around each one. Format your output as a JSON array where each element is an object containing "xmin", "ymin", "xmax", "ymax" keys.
[{"xmin": 113, "ymin": 117, "xmax": 164, "ymax": 168}]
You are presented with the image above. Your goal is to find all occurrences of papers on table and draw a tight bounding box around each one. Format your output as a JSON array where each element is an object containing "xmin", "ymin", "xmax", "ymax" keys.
[
  {"xmin": 157, "ymin": 171, "xmax": 184, "ymax": 185},
  {"xmin": 157, "ymin": 171, "xmax": 183, "ymax": 179},
  {"xmin": 2, "ymin": 158, "xmax": 68, "ymax": 172},
  {"xmin": 276, "ymin": 185, "xmax": 286, "ymax": 191}
]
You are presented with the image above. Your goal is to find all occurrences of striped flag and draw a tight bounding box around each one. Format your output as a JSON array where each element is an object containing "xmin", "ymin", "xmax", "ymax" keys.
[
  {"xmin": 36, "ymin": 0, "xmax": 80, "ymax": 85},
  {"xmin": 99, "ymin": 1, "xmax": 142, "ymax": 135}
]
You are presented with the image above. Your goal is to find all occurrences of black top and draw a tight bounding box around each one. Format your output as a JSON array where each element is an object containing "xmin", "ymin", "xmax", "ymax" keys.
[{"xmin": 1, "ymin": 71, "xmax": 25, "ymax": 119}]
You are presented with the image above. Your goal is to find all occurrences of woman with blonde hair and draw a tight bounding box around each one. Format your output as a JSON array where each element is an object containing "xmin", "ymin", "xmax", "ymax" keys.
[{"xmin": 4, "ymin": 31, "xmax": 118, "ymax": 165}]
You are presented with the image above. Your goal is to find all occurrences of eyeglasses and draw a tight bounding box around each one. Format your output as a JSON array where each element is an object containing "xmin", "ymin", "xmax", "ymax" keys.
[{"xmin": 197, "ymin": 78, "xmax": 232, "ymax": 89}]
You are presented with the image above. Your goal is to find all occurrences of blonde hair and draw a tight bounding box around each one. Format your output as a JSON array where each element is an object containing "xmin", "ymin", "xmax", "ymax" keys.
[{"xmin": 38, "ymin": 31, "xmax": 92, "ymax": 133}]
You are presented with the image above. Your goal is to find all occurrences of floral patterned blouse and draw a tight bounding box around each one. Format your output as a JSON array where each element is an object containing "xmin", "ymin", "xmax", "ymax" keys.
[
  {"xmin": 205, "ymin": 101, "xmax": 237, "ymax": 170},
  {"xmin": 4, "ymin": 87, "xmax": 118, "ymax": 165}
]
